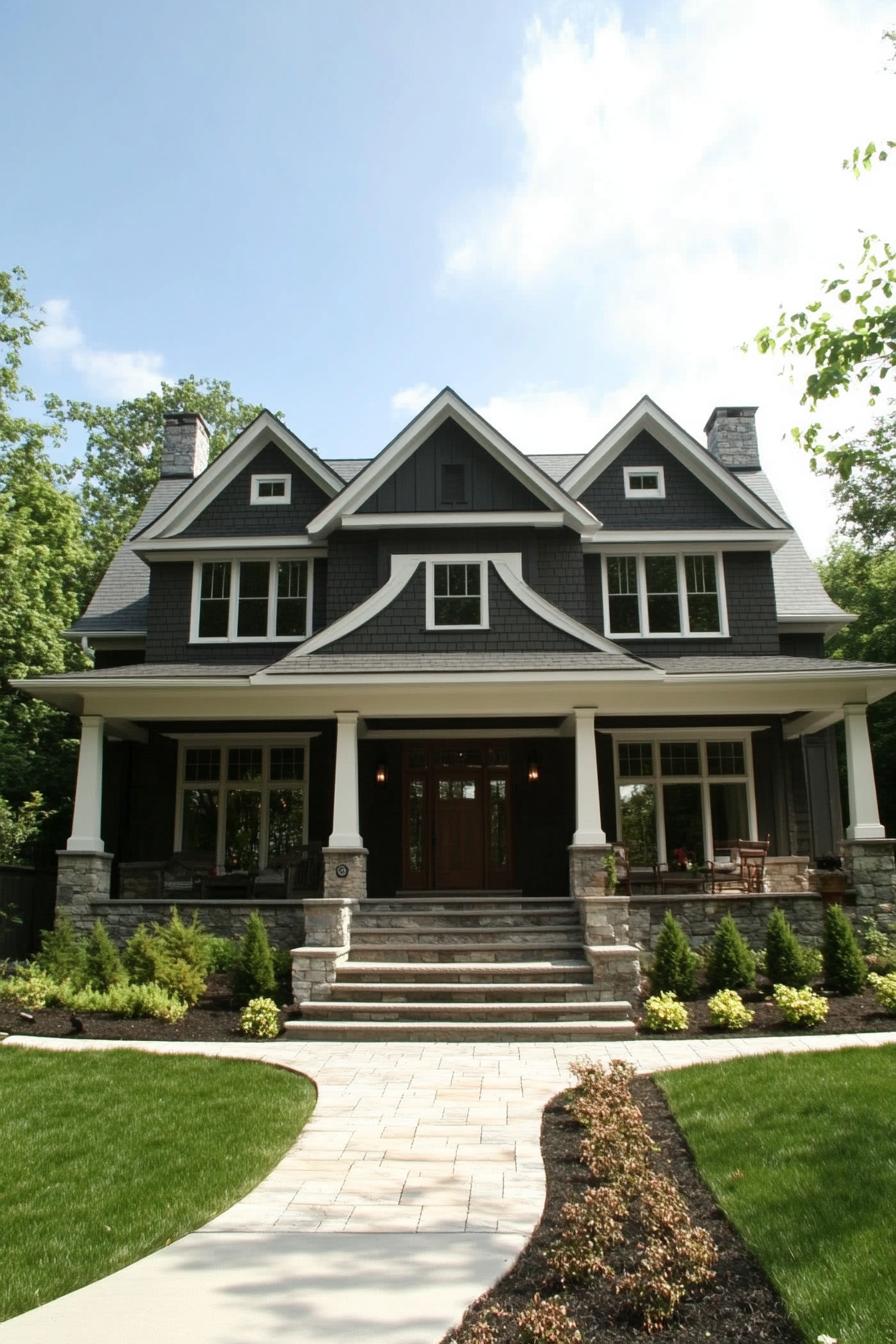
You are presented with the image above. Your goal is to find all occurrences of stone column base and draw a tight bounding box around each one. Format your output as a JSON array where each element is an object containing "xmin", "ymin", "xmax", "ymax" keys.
[
  {"xmin": 55, "ymin": 850, "xmax": 113, "ymax": 935},
  {"xmin": 568, "ymin": 843, "xmax": 614, "ymax": 899},
  {"xmin": 303, "ymin": 896, "xmax": 356, "ymax": 947},
  {"xmin": 584, "ymin": 944, "xmax": 642, "ymax": 1002},
  {"xmin": 576, "ymin": 895, "xmax": 631, "ymax": 945},
  {"xmin": 842, "ymin": 838, "xmax": 896, "ymax": 932},
  {"xmin": 322, "ymin": 847, "xmax": 368, "ymax": 901},
  {"xmin": 291, "ymin": 945, "xmax": 350, "ymax": 1003}
]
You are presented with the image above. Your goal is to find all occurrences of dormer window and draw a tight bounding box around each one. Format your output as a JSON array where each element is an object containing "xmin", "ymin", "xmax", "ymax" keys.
[
  {"xmin": 192, "ymin": 558, "xmax": 311, "ymax": 641},
  {"xmin": 438, "ymin": 462, "xmax": 469, "ymax": 507},
  {"xmin": 251, "ymin": 474, "xmax": 291, "ymax": 504},
  {"xmin": 602, "ymin": 552, "xmax": 727, "ymax": 637},
  {"xmin": 426, "ymin": 560, "xmax": 488, "ymax": 629},
  {"xmin": 624, "ymin": 465, "xmax": 665, "ymax": 499}
]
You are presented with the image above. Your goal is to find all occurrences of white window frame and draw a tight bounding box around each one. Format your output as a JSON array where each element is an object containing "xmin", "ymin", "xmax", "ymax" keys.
[
  {"xmin": 190, "ymin": 557, "xmax": 313, "ymax": 643},
  {"xmin": 174, "ymin": 734, "xmax": 312, "ymax": 872},
  {"xmin": 623, "ymin": 465, "xmax": 665, "ymax": 499},
  {"xmin": 612, "ymin": 729, "xmax": 758, "ymax": 863},
  {"xmin": 251, "ymin": 473, "xmax": 292, "ymax": 505},
  {"xmin": 601, "ymin": 550, "xmax": 728, "ymax": 638},
  {"xmin": 425, "ymin": 558, "xmax": 490, "ymax": 631}
]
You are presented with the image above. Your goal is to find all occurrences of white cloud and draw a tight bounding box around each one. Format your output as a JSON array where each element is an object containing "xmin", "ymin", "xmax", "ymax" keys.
[
  {"xmin": 391, "ymin": 383, "xmax": 439, "ymax": 415},
  {"xmin": 442, "ymin": 1, "xmax": 894, "ymax": 556},
  {"xmin": 34, "ymin": 298, "xmax": 166, "ymax": 400}
]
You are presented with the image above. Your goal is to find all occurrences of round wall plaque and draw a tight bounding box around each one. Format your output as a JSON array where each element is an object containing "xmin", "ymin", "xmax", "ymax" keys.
[{"xmin": 335, "ymin": 863, "xmax": 349, "ymax": 879}]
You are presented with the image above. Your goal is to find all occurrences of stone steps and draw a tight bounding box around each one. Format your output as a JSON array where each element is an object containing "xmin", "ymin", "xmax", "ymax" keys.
[
  {"xmin": 351, "ymin": 922, "xmax": 581, "ymax": 942},
  {"xmin": 283, "ymin": 1019, "xmax": 636, "ymax": 1042},
  {"xmin": 336, "ymin": 959, "xmax": 594, "ymax": 984},
  {"xmin": 355, "ymin": 908, "xmax": 576, "ymax": 927},
  {"xmin": 349, "ymin": 937, "xmax": 584, "ymax": 963},
  {"xmin": 332, "ymin": 980, "xmax": 607, "ymax": 1002},
  {"xmin": 299, "ymin": 999, "xmax": 630, "ymax": 1022}
]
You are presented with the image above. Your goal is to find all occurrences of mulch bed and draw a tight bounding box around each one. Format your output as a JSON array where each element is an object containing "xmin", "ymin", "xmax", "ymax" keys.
[
  {"xmin": 443, "ymin": 1077, "xmax": 802, "ymax": 1344},
  {"xmin": 639, "ymin": 986, "xmax": 895, "ymax": 1038}
]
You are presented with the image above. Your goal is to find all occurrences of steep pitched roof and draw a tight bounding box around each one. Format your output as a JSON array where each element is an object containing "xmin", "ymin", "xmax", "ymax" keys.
[
  {"xmin": 305, "ymin": 387, "xmax": 602, "ymax": 538},
  {"xmin": 135, "ymin": 410, "xmax": 344, "ymax": 541},
  {"xmin": 561, "ymin": 396, "xmax": 789, "ymax": 530}
]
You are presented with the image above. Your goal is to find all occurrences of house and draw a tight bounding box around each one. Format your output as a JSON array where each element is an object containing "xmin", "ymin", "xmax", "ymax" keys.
[{"xmin": 17, "ymin": 389, "xmax": 896, "ymax": 1037}]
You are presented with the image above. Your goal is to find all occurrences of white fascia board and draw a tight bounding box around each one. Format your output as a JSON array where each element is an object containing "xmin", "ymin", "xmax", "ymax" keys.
[
  {"xmin": 63, "ymin": 630, "xmax": 147, "ymax": 644},
  {"xmin": 137, "ymin": 411, "xmax": 343, "ymax": 541},
  {"xmin": 562, "ymin": 396, "xmax": 788, "ymax": 531},
  {"xmin": 491, "ymin": 560, "xmax": 639, "ymax": 657},
  {"xmin": 777, "ymin": 614, "xmax": 857, "ymax": 629},
  {"xmin": 340, "ymin": 510, "xmax": 566, "ymax": 530},
  {"xmin": 583, "ymin": 530, "xmax": 789, "ymax": 554},
  {"xmin": 306, "ymin": 389, "xmax": 601, "ymax": 538},
  {"xmin": 135, "ymin": 534, "xmax": 325, "ymax": 556}
]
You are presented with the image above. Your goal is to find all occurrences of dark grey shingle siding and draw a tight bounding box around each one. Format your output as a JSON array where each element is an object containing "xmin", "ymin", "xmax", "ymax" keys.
[
  {"xmin": 578, "ymin": 432, "xmax": 749, "ymax": 529},
  {"xmin": 180, "ymin": 442, "xmax": 331, "ymax": 537}
]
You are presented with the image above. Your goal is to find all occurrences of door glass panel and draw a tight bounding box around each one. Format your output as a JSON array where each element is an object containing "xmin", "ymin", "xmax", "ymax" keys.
[
  {"xmin": 225, "ymin": 790, "xmax": 261, "ymax": 870},
  {"xmin": 487, "ymin": 746, "xmax": 510, "ymax": 768},
  {"xmin": 408, "ymin": 777, "xmax": 425, "ymax": 874},
  {"xmin": 618, "ymin": 784, "xmax": 656, "ymax": 865},
  {"xmin": 408, "ymin": 748, "xmax": 427, "ymax": 770},
  {"xmin": 709, "ymin": 783, "xmax": 749, "ymax": 853},
  {"xmin": 489, "ymin": 778, "xmax": 508, "ymax": 868},
  {"xmin": 438, "ymin": 749, "xmax": 482, "ymax": 768},
  {"xmin": 182, "ymin": 789, "xmax": 218, "ymax": 855},
  {"xmin": 437, "ymin": 778, "xmax": 477, "ymax": 800},
  {"xmin": 662, "ymin": 783, "xmax": 703, "ymax": 865},
  {"xmin": 267, "ymin": 788, "xmax": 304, "ymax": 860}
]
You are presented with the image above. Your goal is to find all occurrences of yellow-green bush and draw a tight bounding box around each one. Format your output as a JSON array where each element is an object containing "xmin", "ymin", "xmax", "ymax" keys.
[
  {"xmin": 773, "ymin": 983, "xmax": 828, "ymax": 1026},
  {"xmin": 706, "ymin": 989, "xmax": 754, "ymax": 1030},
  {"xmin": 643, "ymin": 991, "xmax": 689, "ymax": 1032}
]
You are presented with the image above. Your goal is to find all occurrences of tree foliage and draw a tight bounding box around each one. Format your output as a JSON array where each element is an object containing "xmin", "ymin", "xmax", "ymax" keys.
[{"xmin": 46, "ymin": 377, "xmax": 268, "ymax": 587}]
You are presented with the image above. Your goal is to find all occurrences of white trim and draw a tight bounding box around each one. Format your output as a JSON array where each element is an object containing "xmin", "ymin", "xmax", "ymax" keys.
[
  {"xmin": 305, "ymin": 388, "xmax": 602, "ymax": 538},
  {"xmin": 600, "ymin": 551, "xmax": 729, "ymax": 639},
  {"xmin": 623, "ymin": 465, "xmax": 665, "ymax": 499},
  {"xmin": 67, "ymin": 715, "xmax": 106, "ymax": 852},
  {"xmin": 250, "ymin": 473, "xmax": 292, "ymax": 505},
  {"xmin": 611, "ymin": 729, "xmax": 757, "ymax": 861},
  {"xmin": 572, "ymin": 706, "xmax": 606, "ymax": 845},
  {"xmin": 363, "ymin": 727, "xmax": 565, "ymax": 739},
  {"xmin": 492, "ymin": 560, "xmax": 626, "ymax": 654},
  {"xmin": 425, "ymin": 559, "xmax": 489, "ymax": 631},
  {"xmin": 174, "ymin": 735, "xmax": 311, "ymax": 868},
  {"xmin": 64, "ymin": 631, "xmax": 147, "ymax": 645},
  {"xmin": 137, "ymin": 410, "xmax": 343, "ymax": 540},
  {"xmin": 135, "ymin": 536, "xmax": 325, "ymax": 556},
  {"xmin": 190, "ymin": 557, "xmax": 313, "ymax": 644},
  {"xmin": 341, "ymin": 510, "xmax": 566, "ymax": 530},
  {"xmin": 583, "ymin": 530, "xmax": 789, "ymax": 554},
  {"xmin": 562, "ymin": 396, "xmax": 789, "ymax": 531},
  {"xmin": 295, "ymin": 554, "xmax": 423, "ymax": 655}
]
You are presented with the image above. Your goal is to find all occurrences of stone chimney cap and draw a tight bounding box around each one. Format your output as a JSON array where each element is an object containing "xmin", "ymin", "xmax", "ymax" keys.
[
  {"xmin": 163, "ymin": 410, "xmax": 211, "ymax": 433},
  {"xmin": 703, "ymin": 406, "xmax": 758, "ymax": 434}
]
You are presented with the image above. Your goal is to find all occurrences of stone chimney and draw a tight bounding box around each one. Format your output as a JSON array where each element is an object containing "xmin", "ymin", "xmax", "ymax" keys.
[
  {"xmin": 704, "ymin": 406, "xmax": 760, "ymax": 471},
  {"xmin": 161, "ymin": 411, "xmax": 210, "ymax": 478}
]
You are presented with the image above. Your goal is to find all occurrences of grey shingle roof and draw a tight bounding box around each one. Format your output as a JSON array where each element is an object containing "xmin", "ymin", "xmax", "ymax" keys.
[
  {"xmin": 68, "ymin": 481, "xmax": 191, "ymax": 636},
  {"xmin": 741, "ymin": 472, "xmax": 851, "ymax": 624},
  {"xmin": 325, "ymin": 458, "xmax": 369, "ymax": 482},
  {"xmin": 35, "ymin": 662, "xmax": 267, "ymax": 680},
  {"xmin": 264, "ymin": 650, "xmax": 649, "ymax": 676},
  {"xmin": 649, "ymin": 656, "xmax": 894, "ymax": 675}
]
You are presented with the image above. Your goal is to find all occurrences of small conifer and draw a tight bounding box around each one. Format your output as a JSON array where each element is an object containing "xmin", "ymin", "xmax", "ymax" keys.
[
  {"xmin": 38, "ymin": 913, "xmax": 87, "ymax": 985},
  {"xmin": 765, "ymin": 907, "xmax": 812, "ymax": 987},
  {"xmin": 234, "ymin": 910, "xmax": 276, "ymax": 1004},
  {"xmin": 650, "ymin": 911, "xmax": 699, "ymax": 999},
  {"xmin": 706, "ymin": 914, "xmax": 755, "ymax": 992},
  {"xmin": 823, "ymin": 903, "xmax": 868, "ymax": 995},
  {"xmin": 85, "ymin": 921, "xmax": 125, "ymax": 990}
]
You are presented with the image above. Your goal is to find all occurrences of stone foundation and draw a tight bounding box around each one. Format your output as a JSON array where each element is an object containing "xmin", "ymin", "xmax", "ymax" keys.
[
  {"xmin": 568, "ymin": 844, "xmax": 613, "ymax": 900},
  {"xmin": 843, "ymin": 838, "xmax": 896, "ymax": 933},
  {"xmin": 764, "ymin": 856, "xmax": 810, "ymax": 892},
  {"xmin": 55, "ymin": 851, "xmax": 112, "ymax": 928},
  {"xmin": 63, "ymin": 896, "xmax": 306, "ymax": 947},
  {"xmin": 584, "ymin": 945, "xmax": 641, "ymax": 1002},
  {"xmin": 322, "ymin": 847, "xmax": 368, "ymax": 900},
  {"xmin": 630, "ymin": 891, "xmax": 829, "ymax": 951}
]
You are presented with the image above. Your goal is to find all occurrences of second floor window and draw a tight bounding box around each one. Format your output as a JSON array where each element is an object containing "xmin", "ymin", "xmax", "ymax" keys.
[
  {"xmin": 603, "ymin": 553, "xmax": 725, "ymax": 637},
  {"xmin": 193, "ymin": 559, "xmax": 311, "ymax": 641},
  {"xmin": 427, "ymin": 561, "xmax": 487, "ymax": 628}
]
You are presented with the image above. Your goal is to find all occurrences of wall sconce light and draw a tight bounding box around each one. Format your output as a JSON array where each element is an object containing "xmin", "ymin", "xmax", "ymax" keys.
[
  {"xmin": 375, "ymin": 761, "xmax": 388, "ymax": 785},
  {"xmin": 527, "ymin": 754, "xmax": 541, "ymax": 783}
]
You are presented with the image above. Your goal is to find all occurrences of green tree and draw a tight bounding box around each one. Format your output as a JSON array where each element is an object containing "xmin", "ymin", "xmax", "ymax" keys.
[
  {"xmin": 649, "ymin": 911, "xmax": 699, "ymax": 999},
  {"xmin": 234, "ymin": 911, "xmax": 276, "ymax": 1004},
  {"xmin": 706, "ymin": 914, "xmax": 755, "ymax": 992},
  {"xmin": 765, "ymin": 907, "xmax": 814, "ymax": 988},
  {"xmin": 822, "ymin": 903, "xmax": 868, "ymax": 995},
  {"xmin": 46, "ymin": 378, "xmax": 269, "ymax": 587},
  {"xmin": 85, "ymin": 920, "xmax": 125, "ymax": 990}
]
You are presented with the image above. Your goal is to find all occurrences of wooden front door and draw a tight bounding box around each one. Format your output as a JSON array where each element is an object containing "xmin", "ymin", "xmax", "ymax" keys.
[{"xmin": 401, "ymin": 743, "xmax": 513, "ymax": 890}]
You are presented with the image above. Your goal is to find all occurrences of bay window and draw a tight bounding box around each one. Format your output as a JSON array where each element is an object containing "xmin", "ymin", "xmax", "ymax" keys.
[
  {"xmin": 614, "ymin": 734, "xmax": 756, "ymax": 865},
  {"xmin": 176, "ymin": 740, "xmax": 309, "ymax": 872},
  {"xmin": 192, "ymin": 558, "xmax": 311, "ymax": 642},
  {"xmin": 603, "ymin": 552, "xmax": 726, "ymax": 637}
]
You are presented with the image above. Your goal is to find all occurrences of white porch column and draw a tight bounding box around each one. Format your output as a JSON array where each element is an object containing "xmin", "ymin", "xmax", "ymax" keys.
[
  {"xmin": 572, "ymin": 706, "xmax": 606, "ymax": 846},
  {"xmin": 67, "ymin": 714, "xmax": 106, "ymax": 852},
  {"xmin": 843, "ymin": 703, "xmax": 886, "ymax": 840},
  {"xmin": 329, "ymin": 710, "xmax": 363, "ymax": 848}
]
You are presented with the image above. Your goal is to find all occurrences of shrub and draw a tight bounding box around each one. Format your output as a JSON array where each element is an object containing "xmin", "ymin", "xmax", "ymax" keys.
[
  {"xmin": 0, "ymin": 967, "xmax": 62, "ymax": 1011},
  {"xmin": 706, "ymin": 914, "xmax": 755, "ymax": 992},
  {"xmin": 272, "ymin": 946, "xmax": 292, "ymax": 982},
  {"xmin": 153, "ymin": 956, "xmax": 207, "ymax": 1006},
  {"xmin": 516, "ymin": 1294, "xmax": 582, "ymax": 1343},
  {"xmin": 234, "ymin": 911, "xmax": 276, "ymax": 1004},
  {"xmin": 860, "ymin": 916, "xmax": 896, "ymax": 973},
  {"xmin": 707, "ymin": 988, "xmax": 754, "ymax": 1030},
  {"xmin": 154, "ymin": 908, "xmax": 211, "ymax": 976},
  {"xmin": 649, "ymin": 912, "xmax": 698, "ymax": 999},
  {"xmin": 37, "ymin": 914, "xmax": 87, "ymax": 986},
  {"xmin": 773, "ymin": 983, "xmax": 829, "ymax": 1026},
  {"xmin": 122, "ymin": 924, "xmax": 165, "ymax": 984},
  {"xmin": 643, "ymin": 992, "xmax": 689, "ymax": 1032},
  {"xmin": 206, "ymin": 935, "xmax": 241, "ymax": 973},
  {"xmin": 85, "ymin": 921, "xmax": 126, "ymax": 990},
  {"xmin": 123, "ymin": 920, "xmax": 206, "ymax": 1005},
  {"xmin": 765, "ymin": 907, "xmax": 814, "ymax": 987},
  {"xmin": 823, "ymin": 903, "xmax": 867, "ymax": 995},
  {"xmin": 239, "ymin": 996, "xmax": 281, "ymax": 1039},
  {"xmin": 616, "ymin": 1172, "xmax": 716, "ymax": 1331},
  {"xmin": 868, "ymin": 971, "xmax": 896, "ymax": 1014},
  {"xmin": 67, "ymin": 981, "xmax": 188, "ymax": 1022}
]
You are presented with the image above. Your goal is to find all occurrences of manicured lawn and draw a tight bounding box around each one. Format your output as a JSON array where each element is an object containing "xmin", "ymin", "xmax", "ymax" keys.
[
  {"xmin": 0, "ymin": 1047, "xmax": 316, "ymax": 1322},
  {"xmin": 659, "ymin": 1045, "xmax": 896, "ymax": 1344}
]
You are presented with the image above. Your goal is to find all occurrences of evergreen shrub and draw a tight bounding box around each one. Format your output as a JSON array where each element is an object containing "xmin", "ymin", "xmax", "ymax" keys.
[
  {"xmin": 649, "ymin": 912, "xmax": 698, "ymax": 998},
  {"xmin": 85, "ymin": 921, "xmax": 125, "ymax": 990},
  {"xmin": 823, "ymin": 903, "xmax": 867, "ymax": 995},
  {"xmin": 234, "ymin": 911, "xmax": 276, "ymax": 1003},
  {"xmin": 765, "ymin": 907, "xmax": 813, "ymax": 987},
  {"xmin": 706, "ymin": 915, "xmax": 755, "ymax": 992}
]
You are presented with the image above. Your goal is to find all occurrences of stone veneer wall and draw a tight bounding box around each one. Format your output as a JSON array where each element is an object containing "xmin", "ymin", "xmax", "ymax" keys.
[
  {"xmin": 72, "ymin": 898, "xmax": 306, "ymax": 948},
  {"xmin": 630, "ymin": 892, "xmax": 829, "ymax": 951}
]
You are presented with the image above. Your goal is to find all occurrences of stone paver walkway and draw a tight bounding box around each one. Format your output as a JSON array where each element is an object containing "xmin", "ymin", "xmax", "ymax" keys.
[{"xmin": 2, "ymin": 1031, "xmax": 895, "ymax": 1343}]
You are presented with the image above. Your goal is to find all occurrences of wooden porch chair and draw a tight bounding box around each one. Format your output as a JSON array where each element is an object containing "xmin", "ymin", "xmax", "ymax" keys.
[{"xmin": 708, "ymin": 835, "xmax": 770, "ymax": 894}]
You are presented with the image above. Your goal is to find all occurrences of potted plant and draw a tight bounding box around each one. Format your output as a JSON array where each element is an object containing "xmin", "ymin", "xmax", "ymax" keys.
[{"xmin": 809, "ymin": 854, "xmax": 847, "ymax": 902}]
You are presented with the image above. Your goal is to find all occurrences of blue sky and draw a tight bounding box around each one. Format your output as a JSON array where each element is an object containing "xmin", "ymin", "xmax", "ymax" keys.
[{"xmin": 3, "ymin": 0, "xmax": 894, "ymax": 554}]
